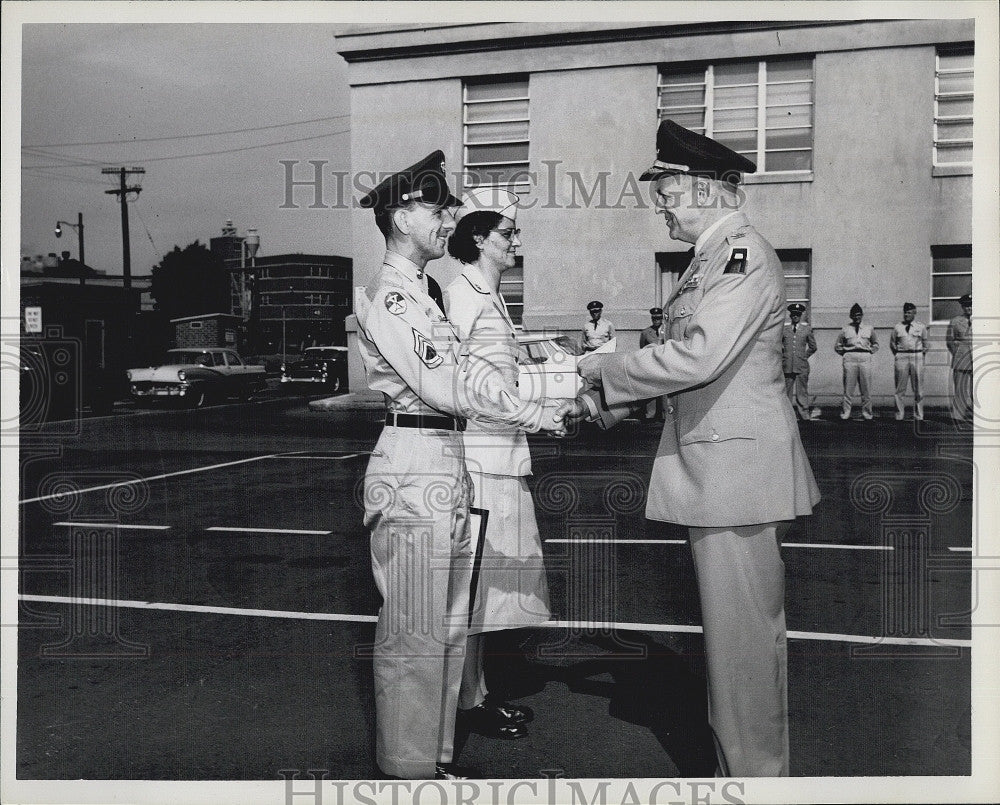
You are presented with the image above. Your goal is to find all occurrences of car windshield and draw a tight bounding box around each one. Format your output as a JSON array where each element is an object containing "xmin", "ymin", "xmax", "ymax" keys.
[{"xmin": 171, "ymin": 351, "xmax": 214, "ymax": 366}]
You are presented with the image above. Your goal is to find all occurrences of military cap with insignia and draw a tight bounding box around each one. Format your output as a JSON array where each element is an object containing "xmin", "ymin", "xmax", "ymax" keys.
[
  {"xmin": 650, "ymin": 307, "xmax": 663, "ymax": 315},
  {"xmin": 640, "ymin": 119, "xmax": 757, "ymax": 183},
  {"xmin": 587, "ymin": 300, "xmax": 604, "ymax": 311},
  {"xmin": 359, "ymin": 150, "xmax": 461, "ymax": 212},
  {"xmin": 959, "ymin": 293, "xmax": 972, "ymax": 306},
  {"xmin": 787, "ymin": 303, "xmax": 806, "ymax": 314}
]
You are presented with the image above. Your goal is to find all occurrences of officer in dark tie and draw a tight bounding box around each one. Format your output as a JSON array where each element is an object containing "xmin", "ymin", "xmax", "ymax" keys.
[{"xmin": 781, "ymin": 303, "xmax": 818, "ymax": 421}]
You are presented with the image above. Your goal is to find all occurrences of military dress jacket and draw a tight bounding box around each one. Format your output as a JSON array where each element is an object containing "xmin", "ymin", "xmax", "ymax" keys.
[
  {"xmin": 946, "ymin": 314, "xmax": 973, "ymax": 372},
  {"xmin": 443, "ymin": 265, "xmax": 532, "ymax": 477},
  {"xmin": 580, "ymin": 213, "xmax": 820, "ymax": 528},
  {"xmin": 780, "ymin": 320, "xmax": 817, "ymax": 375},
  {"xmin": 356, "ymin": 251, "xmax": 544, "ymax": 431}
]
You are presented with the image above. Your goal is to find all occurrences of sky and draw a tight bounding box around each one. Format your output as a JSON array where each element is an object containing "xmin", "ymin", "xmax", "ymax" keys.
[{"xmin": 19, "ymin": 23, "xmax": 352, "ymax": 276}]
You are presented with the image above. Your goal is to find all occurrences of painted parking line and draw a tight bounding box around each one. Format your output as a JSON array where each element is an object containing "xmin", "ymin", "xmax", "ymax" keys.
[
  {"xmin": 546, "ymin": 539, "xmax": 687, "ymax": 545},
  {"xmin": 17, "ymin": 595, "xmax": 971, "ymax": 648},
  {"xmin": 53, "ymin": 522, "xmax": 171, "ymax": 531},
  {"xmin": 19, "ymin": 453, "xmax": 280, "ymax": 506},
  {"xmin": 546, "ymin": 538, "xmax": 893, "ymax": 551},
  {"xmin": 273, "ymin": 453, "xmax": 365, "ymax": 460},
  {"xmin": 206, "ymin": 526, "xmax": 333, "ymax": 535},
  {"xmin": 948, "ymin": 547, "xmax": 973, "ymax": 552}
]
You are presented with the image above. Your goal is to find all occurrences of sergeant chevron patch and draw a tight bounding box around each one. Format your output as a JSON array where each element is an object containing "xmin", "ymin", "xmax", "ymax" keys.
[
  {"xmin": 724, "ymin": 248, "xmax": 748, "ymax": 275},
  {"xmin": 412, "ymin": 329, "xmax": 443, "ymax": 368}
]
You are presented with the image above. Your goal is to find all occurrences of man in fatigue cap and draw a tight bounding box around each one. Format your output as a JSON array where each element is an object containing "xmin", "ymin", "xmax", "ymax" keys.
[
  {"xmin": 355, "ymin": 151, "xmax": 565, "ymax": 780},
  {"xmin": 561, "ymin": 119, "xmax": 821, "ymax": 777}
]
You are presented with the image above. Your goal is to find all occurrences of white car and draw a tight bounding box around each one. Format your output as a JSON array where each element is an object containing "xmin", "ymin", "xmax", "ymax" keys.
[
  {"xmin": 515, "ymin": 333, "xmax": 586, "ymax": 401},
  {"xmin": 127, "ymin": 348, "xmax": 266, "ymax": 407}
]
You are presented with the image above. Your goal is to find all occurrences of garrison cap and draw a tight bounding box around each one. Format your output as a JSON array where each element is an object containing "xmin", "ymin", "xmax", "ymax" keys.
[
  {"xmin": 640, "ymin": 119, "xmax": 757, "ymax": 182},
  {"xmin": 358, "ymin": 150, "xmax": 461, "ymax": 212},
  {"xmin": 455, "ymin": 187, "xmax": 520, "ymax": 222},
  {"xmin": 587, "ymin": 300, "xmax": 604, "ymax": 311},
  {"xmin": 650, "ymin": 307, "xmax": 664, "ymax": 315},
  {"xmin": 903, "ymin": 302, "xmax": 917, "ymax": 312},
  {"xmin": 959, "ymin": 293, "xmax": 972, "ymax": 306},
  {"xmin": 787, "ymin": 303, "xmax": 806, "ymax": 314},
  {"xmin": 849, "ymin": 303, "xmax": 864, "ymax": 317}
]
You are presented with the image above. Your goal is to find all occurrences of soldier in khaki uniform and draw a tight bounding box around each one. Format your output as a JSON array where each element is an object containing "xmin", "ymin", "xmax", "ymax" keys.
[
  {"xmin": 889, "ymin": 302, "xmax": 929, "ymax": 420},
  {"xmin": 355, "ymin": 152, "xmax": 564, "ymax": 780},
  {"xmin": 946, "ymin": 293, "xmax": 973, "ymax": 422},
  {"xmin": 563, "ymin": 120, "xmax": 820, "ymax": 777}
]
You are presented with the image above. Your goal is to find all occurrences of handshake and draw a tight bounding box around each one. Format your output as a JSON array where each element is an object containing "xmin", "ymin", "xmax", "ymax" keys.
[{"xmin": 535, "ymin": 350, "xmax": 609, "ymax": 437}]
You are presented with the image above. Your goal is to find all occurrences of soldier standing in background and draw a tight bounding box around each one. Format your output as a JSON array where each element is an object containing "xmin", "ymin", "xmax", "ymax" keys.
[
  {"xmin": 889, "ymin": 302, "xmax": 929, "ymax": 421},
  {"xmin": 637, "ymin": 307, "xmax": 666, "ymax": 422},
  {"xmin": 780, "ymin": 302, "xmax": 818, "ymax": 421},
  {"xmin": 834, "ymin": 303, "xmax": 879, "ymax": 420},
  {"xmin": 946, "ymin": 293, "xmax": 973, "ymax": 423}
]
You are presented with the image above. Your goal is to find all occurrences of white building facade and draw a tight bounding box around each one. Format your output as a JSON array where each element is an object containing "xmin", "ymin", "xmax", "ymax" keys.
[{"xmin": 337, "ymin": 20, "xmax": 975, "ymax": 405}]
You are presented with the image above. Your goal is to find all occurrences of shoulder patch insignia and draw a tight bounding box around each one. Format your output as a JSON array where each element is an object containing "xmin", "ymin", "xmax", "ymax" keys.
[
  {"xmin": 385, "ymin": 292, "xmax": 407, "ymax": 315},
  {"xmin": 412, "ymin": 329, "xmax": 443, "ymax": 368},
  {"xmin": 723, "ymin": 248, "xmax": 748, "ymax": 275}
]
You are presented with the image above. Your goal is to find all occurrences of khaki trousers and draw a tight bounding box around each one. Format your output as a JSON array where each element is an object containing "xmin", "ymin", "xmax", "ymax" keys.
[
  {"xmin": 364, "ymin": 426, "xmax": 473, "ymax": 779},
  {"xmin": 689, "ymin": 522, "xmax": 790, "ymax": 777},
  {"xmin": 893, "ymin": 353, "xmax": 924, "ymax": 419}
]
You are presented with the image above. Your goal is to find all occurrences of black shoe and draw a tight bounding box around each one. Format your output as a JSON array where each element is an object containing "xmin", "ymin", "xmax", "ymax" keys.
[
  {"xmin": 483, "ymin": 699, "xmax": 534, "ymax": 724},
  {"xmin": 435, "ymin": 763, "xmax": 481, "ymax": 779},
  {"xmin": 459, "ymin": 702, "xmax": 529, "ymax": 739}
]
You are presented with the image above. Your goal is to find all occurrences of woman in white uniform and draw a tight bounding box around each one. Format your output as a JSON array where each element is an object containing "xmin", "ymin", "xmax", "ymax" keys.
[{"xmin": 444, "ymin": 188, "xmax": 552, "ymax": 739}]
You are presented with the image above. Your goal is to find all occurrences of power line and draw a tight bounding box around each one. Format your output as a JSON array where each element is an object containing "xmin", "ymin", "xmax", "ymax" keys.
[
  {"xmin": 23, "ymin": 113, "xmax": 352, "ymax": 149},
  {"xmin": 21, "ymin": 128, "xmax": 351, "ymax": 169}
]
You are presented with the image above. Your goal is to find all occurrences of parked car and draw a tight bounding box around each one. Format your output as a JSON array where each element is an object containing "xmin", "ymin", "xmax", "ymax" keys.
[
  {"xmin": 20, "ymin": 340, "xmax": 120, "ymax": 423},
  {"xmin": 126, "ymin": 348, "xmax": 266, "ymax": 407},
  {"xmin": 280, "ymin": 346, "xmax": 349, "ymax": 393},
  {"xmin": 515, "ymin": 333, "xmax": 585, "ymax": 401}
]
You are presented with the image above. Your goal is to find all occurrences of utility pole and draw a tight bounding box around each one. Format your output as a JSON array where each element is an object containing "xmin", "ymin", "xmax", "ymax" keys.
[{"xmin": 102, "ymin": 167, "xmax": 145, "ymax": 291}]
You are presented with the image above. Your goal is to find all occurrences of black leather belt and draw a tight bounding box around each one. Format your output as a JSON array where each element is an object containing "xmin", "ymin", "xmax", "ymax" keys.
[
  {"xmin": 896, "ymin": 350, "xmax": 924, "ymax": 353},
  {"xmin": 385, "ymin": 412, "xmax": 466, "ymax": 432}
]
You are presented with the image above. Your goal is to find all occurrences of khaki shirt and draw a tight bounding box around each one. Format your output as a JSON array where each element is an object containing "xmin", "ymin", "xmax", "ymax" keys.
[
  {"xmin": 356, "ymin": 250, "xmax": 543, "ymax": 431},
  {"xmin": 889, "ymin": 321, "xmax": 929, "ymax": 354}
]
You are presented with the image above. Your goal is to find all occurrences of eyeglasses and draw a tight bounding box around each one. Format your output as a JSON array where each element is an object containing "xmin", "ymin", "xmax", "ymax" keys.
[{"xmin": 491, "ymin": 227, "xmax": 521, "ymax": 240}]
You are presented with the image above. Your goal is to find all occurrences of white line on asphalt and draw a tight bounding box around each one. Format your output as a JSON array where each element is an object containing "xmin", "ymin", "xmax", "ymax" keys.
[
  {"xmin": 546, "ymin": 539, "xmax": 687, "ymax": 545},
  {"xmin": 781, "ymin": 542, "xmax": 893, "ymax": 551},
  {"xmin": 948, "ymin": 547, "xmax": 973, "ymax": 552},
  {"xmin": 17, "ymin": 595, "xmax": 971, "ymax": 648},
  {"xmin": 546, "ymin": 539, "xmax": 892, "ymax": 551},
  {"xmin": 206, "ymin": 526, "xmax": 333, "ymax": 535},
  {"xmin": 53, "ymin": 522, "xmax": 171, "ymax": 531},
  {"xmin": 19, "ymin": 454, "xmax": 280, "ymax": 506},
  {"xmin": 18, "ymin": 595, "xmax": 378, "ymax": 624},
  {"xmin": 272, "ymin": 453, "xmax": 364, "ymax": 460}
]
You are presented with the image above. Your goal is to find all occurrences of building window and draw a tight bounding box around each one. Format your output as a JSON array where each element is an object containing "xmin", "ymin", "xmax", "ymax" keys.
[
  {"xmin": 463, "ymin": 76, "xmax": 530, "ymax": 189},
  {"xmin": 777, "ymin": 249, "xmax": 811, "ymax": 308},
  {"xmin": 499, "ymin": 257, "xmax": 524, "ymax": 326},
  {"xmin": 258, "ymin": 268, "xmax": 269, "ymax": 279},
  {"xmin": 934, "ymin": 47, "xmax": 973, "ymax": 166},
  {"xmin": 658, "ymin": 58, "xmax": 814, "ymax": 173},
  {"xmin": 931, "ymin": 244, "xmax": 972, "ymax": 322}
]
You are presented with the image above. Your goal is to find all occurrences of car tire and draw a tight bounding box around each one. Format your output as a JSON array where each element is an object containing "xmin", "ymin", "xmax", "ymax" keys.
[{"xmin": 188, "ymin": 388, "xmax": 208, "ymax": 408}]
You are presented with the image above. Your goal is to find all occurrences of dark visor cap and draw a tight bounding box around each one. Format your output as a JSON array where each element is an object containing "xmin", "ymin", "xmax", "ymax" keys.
[
  {"xmin": 359, "ymin": 150, "xmax": 461, "ymax": 211},
  {"xmin": 640, "ymin": 119, "xmax": 757, "ymax": 182}
]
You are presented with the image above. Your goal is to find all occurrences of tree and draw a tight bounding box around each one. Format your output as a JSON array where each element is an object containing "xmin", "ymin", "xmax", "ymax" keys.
[{"xmin": 150, "ymin": 241, "xmax": 229, "ymax": 321}]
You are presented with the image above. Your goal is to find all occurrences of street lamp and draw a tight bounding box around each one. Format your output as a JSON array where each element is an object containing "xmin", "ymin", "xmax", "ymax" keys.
[
  {"xmin": 240, "ymin": 227, "xmax": 260, "ymax": 353},
  {"xmin": 55, "ymin": 213, "xmax": 85, "ymax": 285}
]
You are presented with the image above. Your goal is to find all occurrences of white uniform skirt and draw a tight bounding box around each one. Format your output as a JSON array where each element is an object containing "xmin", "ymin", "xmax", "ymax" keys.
[{"xmin": 467, "ymin": 471, "xmax": 552, "ymax": 634}]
